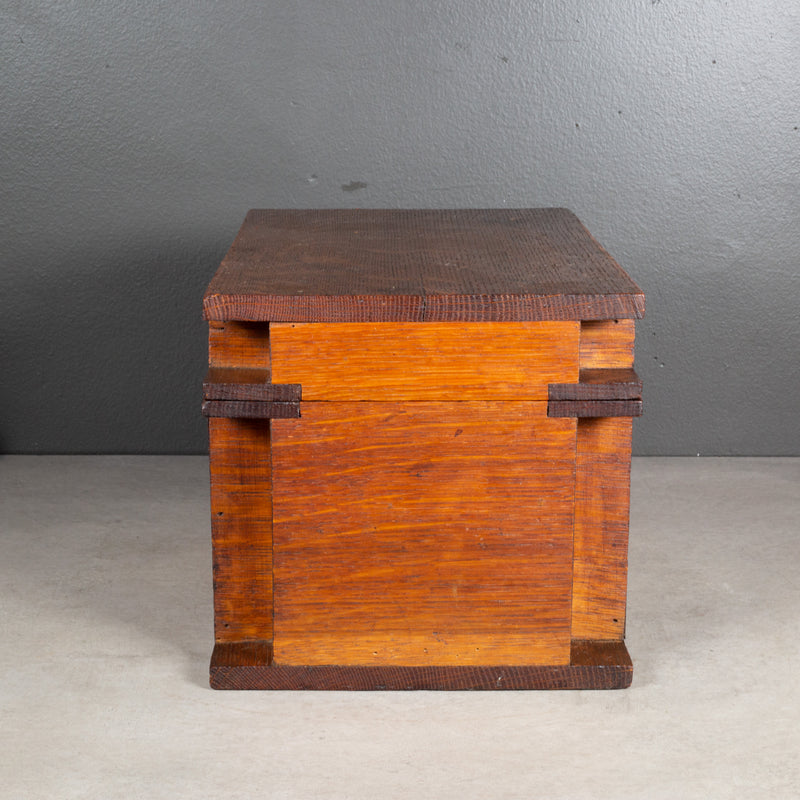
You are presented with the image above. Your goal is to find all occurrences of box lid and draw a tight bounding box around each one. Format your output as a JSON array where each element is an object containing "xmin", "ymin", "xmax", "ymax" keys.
[{"xmin": 203, "ymin": 208, "xmax": 644, "ymax": 322}]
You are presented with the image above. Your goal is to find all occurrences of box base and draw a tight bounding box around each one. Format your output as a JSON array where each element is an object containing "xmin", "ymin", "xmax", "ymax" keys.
[{"xmin": 209, "ymin": 639, "xmax": 632, "ymax": 690}]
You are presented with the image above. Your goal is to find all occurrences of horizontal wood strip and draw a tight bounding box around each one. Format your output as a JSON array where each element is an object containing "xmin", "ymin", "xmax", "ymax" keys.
[
  {"xmin": 549, "ymin": 368, "xmax": 641, "ymax": 401},
  {"xmin": 270, "ymin": 321, "xmax": 579, "ymax": 401},
  {"xmin": 202, "ymin": 399, "xmax": 301, "ymax": 419},
  {"xmin": 204, "ymin": 293, "xmax": 645, "ymax": 323},
  {"xmin": 547, "ymin": 399, "xmax": 643, "ymax": 418},
  {"xmin": 209, "ymin": 640, "xmax": 632, "ymax": 690},
  {"xmin": 203, "ymin": 367, "xmax": 300, "ymax": 402},
  {"xmin": 271, "ymin": 401, "xmax": 576, "ymax": 667}
]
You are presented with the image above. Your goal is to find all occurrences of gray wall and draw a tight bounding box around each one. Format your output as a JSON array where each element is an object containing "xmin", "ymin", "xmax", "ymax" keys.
[{"xmin": 3, "ymin": 1, "xmax": 799, "ymax": 455}]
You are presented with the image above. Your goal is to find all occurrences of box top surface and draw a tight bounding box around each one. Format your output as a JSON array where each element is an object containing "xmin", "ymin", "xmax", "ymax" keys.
[{"xmin": 203, "ymin": 208, "xmax": 644, "ymax": 322}]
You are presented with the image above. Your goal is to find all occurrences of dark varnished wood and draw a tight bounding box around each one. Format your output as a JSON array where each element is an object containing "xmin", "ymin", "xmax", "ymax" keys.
[
  {"xmin": 203, "ymin": 367, "xmax": 301, "ymax": 402},
  {"xmin": 547, "ymin": 399, "xmax": 643, "ymax": 418},
  {"xmin": 203, "ymin": 209, "xmax": 645, "ymax": 322},
  {"xmin": 549, "ymin": 368, "xmax": 642, "ymax": 401},
  {"xmin": 209, "ymin": 639, "xmax": 632, "ymax": 690},
  {"xmin": 202, "ymin": 399, "xmax": 301, "ymax": 419}
]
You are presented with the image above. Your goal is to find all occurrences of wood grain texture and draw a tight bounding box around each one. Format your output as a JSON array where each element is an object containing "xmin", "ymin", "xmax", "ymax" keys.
[
  {"xmin": 270, "ymin": 401, "xmax": 577, "ymax": 667},
  {"xmin": 208, "ymin": 417, "xmax": 273, "ymax": 642},
  {"xmin": 203, "ymin": 209, "xmax": 645, "ymax": 322},
  {"xmin": 270, "ymin": 321, "xmax": 579, "ymax": 400},
  {"xmin": 579, "ymin": 320, "xmax": 635, "ymax": 369},
  {"xmin": 203, "ymin": 367, "xmax": 301, "ymax": 402},
  {"xmin": 548, "ymin": 368, "xmax": 642, "ymax": 401},
  {"xmin": 208, "ymin": 320, "xmax": 270, "ymax": 369},
  {"xmin": 571, "ymin": 417, "xmax": 633, "ymax": 640},
  {"xmin": 209, "ymin": 639, "xmax": 632, "ymax": 690},
  {"xmin": 547, "ymin": 399, "xmax": 643, "ymax": 418},
  {"xmin": 202, "ymin": 399, "xmax": 300, "ymax": 419}
]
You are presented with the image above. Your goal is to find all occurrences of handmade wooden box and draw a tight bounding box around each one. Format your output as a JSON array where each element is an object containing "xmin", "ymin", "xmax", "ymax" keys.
[{"xmin": 202, "ymin": 209, "xmax": 644, "ymax": 690}]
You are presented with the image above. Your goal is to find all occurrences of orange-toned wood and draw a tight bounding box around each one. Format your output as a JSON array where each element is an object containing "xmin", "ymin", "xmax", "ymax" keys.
[
  {"xmin": 208, "ymin": 320, "xmax": 270, "ymax": 369},
  {"xmin": 270, "ymin": 321, "xmax": 580, "ymax": 400},
  {"xmin": 579, "ymin": 320, "xmax": 635, "ymax": 369},
  {"xmin": 270, "ymin": 401, "xmax": 577, "ymax": 666},
  {"xmin": 571, "ymin": 417, "xmax": 633, "ymax": 640},
  {"xmin": 208, "ymin": 417, "xmax": 273, "ymax": 643}
]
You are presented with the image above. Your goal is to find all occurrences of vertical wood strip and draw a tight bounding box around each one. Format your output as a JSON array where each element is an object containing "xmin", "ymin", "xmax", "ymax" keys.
[
  {"xmin": 208, "ymin": 417, "xmax": 274, "ymax": 642},
  {"xmin": 208, "ymin": 320, "xmax": 274, "ymax": 643}
]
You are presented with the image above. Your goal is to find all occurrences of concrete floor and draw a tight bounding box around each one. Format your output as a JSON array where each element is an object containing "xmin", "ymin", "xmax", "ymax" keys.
[{"xmin": 1, "ymin": 456, "xmax": 798, "ymax": 799}]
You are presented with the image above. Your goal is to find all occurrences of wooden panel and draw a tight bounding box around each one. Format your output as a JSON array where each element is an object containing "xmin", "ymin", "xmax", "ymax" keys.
[
  {"xmin": 210, "ymin": 640, "xmax": 632, "ymax": 690},
  {"xmin": 270, "ymin": 321, "xmax": 580, "ymax": 400},
  {"xmin": 580, "ymin": 320, "xmax": 635, "ymax": 369},
  {"xmin": 203, "ymin": 209, "xmax": 645, "ymax": 323},
  {"xmin": 571, "ymin": 417, "xmax": 633, "ymax": 640},
  {"xmin": 271, "ymin": 401, "xmax": 577, "ymax": 666},
  {"xmin": 208, "ymin": 417, "xmax": 273, "ymax": 643},
  {"xmin": 208, "ymin": 320, "xmax": 270, "ymax": 369}
]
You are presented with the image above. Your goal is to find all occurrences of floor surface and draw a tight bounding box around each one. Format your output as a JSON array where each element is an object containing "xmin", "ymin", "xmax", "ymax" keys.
[{"xmin": 1, "ymin": 456, "xmax": 798, "ymax": 799}]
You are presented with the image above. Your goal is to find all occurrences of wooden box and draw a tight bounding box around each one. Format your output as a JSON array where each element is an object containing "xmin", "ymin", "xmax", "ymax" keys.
[{"xmin": 202, "ymin": 209, "xmax": 644, "ymax": 690}]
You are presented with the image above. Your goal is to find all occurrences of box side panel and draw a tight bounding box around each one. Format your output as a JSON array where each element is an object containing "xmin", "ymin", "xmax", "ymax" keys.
[
  {"xmin": 271, "ymin": 401, "xmax": 577, "ymax": 667},
  {"xmin": 270, "ymin": 321, "xmax": 579, "ymax": 400}
]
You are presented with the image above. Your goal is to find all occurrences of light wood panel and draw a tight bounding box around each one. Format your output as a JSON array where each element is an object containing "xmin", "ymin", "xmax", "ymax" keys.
[
  {"xmin": 208, "ymin": 417, "xmax": 273, "ymax": 643},
  {"xmin": 571, "ymin": 417, "xmax": 633, "ymax": 640},
  {"xmin": 271, "ymin": 401, "xmax": 577, "ymax": 666},
  {"xmin": 579, "ymin": 320, "xmax": 635, "ymax": 369},
  {"xmin": 270, "ymin": 321, "xmax": 580, "ymax": 400},
  {"xmin": 208, "ymin": 320, "xmax": 270, "ymax": 369}
]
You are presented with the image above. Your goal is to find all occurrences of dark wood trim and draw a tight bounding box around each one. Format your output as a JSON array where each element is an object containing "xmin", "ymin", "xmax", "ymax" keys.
[
  {"xmin": 203, "ymin": 367, "xmax": 301, "ymax": 402},
  {"xmin": 204, "ymin": 293, "xmax": 645, "ymax": 323},
  {"xmin": 209, "ymin": 639, "xmax": 632, "ymax": 690},
  {"xmin": 549, "ymin": 368, "xmax": 641, "ymax": 401},
  {"xmin": 547, "ymin": 399, "xmax": 643, "ymax": 418},
  {"xmin": 203, "ymin": 209, "xmax": 645, "ymax": 323},
  {"xmin": 202, "ymin": 399, "xmax": 301, "ymax": 419}
]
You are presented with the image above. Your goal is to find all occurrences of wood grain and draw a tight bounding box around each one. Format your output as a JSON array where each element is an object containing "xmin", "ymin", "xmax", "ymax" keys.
[
  {"xmin": 203, "ymin": 209, "xmax": 645, "ymax": 322},
  {"xmin": 208, "ymin": 320, "xmax": 270, "ymax": 369},
  {"xmin": 209, "ymin": 639, "xmax": 632, "ymax": 690},
  {"xmin": 547, "ymin": 399, "xmax": 643, "ymax": 418},
  {"xmin": 208, "ymin": 417, "xmax": 273, "ymax": 643},
  {"xmin": 548, "ymin": 368, "xmax": 641, "ymax": 401},
  {"xmin": 571, "ymin": 417, "xmax": 633, "ymax": 640},
  {"xmin": 271, "ymin": 401, "xmax": 577, "ymax": 666},
  {"xmin": 579, "ymin": 320, "xmax": 635, "ymax": 369},
  {"xmin": 203, "ymin": 367, "xmax": 300, "ymax": 402},
  {"xmin": 270, "ymin": 321, "xmax": 579, "ymax": 401},
  {"xmin": 202, "ymin": 399, "xmax": 300, "ymax": 419}
]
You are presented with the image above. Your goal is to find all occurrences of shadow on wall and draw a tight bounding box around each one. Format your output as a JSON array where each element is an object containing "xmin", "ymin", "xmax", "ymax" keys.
[{"xmin": 1, "ymin": 232, "xmax": 225, "ymax": 454}]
